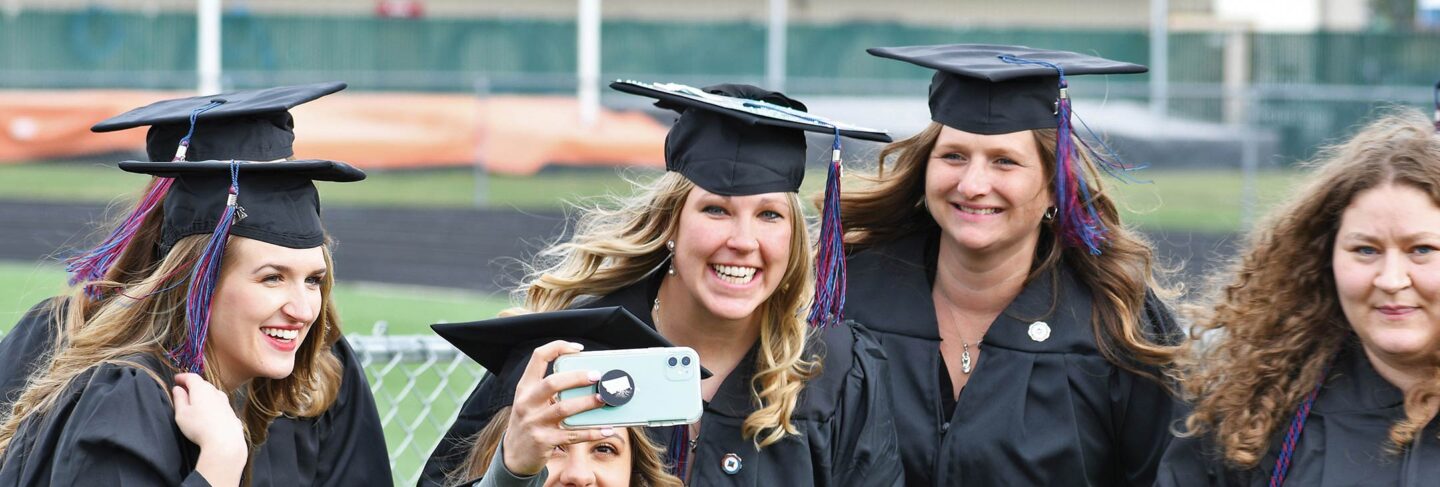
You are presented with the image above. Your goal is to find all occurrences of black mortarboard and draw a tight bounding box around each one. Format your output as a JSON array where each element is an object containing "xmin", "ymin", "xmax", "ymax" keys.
[
  {"xmin": 433, "ymin": 307, "xmax": 703, "ymax": 413},
  {"xmin": 610, "ymin": 80, "xmax": 890, "ymax": 196},
  {"xmin": 867, "ymin": 44, "xmax": 1146, "ymax": 135},
  {"xmin": 117, "ymin": 160, "xmax": 365, "ymax": 251},
  {"xmin": 92, "ymin": 82, "xmax": 347, "ymax": 162}
]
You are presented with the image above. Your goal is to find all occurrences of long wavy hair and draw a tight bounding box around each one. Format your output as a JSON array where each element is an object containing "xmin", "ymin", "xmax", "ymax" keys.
[
  {"xmin": 447, "ymin": 406, "xmax": 683, "ymax": 487},
  {"xmin": 0, "ymin": 233, "xmax": 344, "ymax": 479},
  {"xmin": 1176, "ymin": 109, "xmax": 1440, "ymax": 467},
  {"xmin": 839, "ymin": 122, "xmax": 1178, "ymax": 378},
  {"xmin": 515, "ymin": 171, "xmax": 818, "ymax": 447}
]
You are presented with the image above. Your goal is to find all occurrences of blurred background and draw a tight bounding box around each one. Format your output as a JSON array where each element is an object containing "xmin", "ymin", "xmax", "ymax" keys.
[{"xmin": 1, "ymin": 0, "xmax": 1437, "ymax": 483}]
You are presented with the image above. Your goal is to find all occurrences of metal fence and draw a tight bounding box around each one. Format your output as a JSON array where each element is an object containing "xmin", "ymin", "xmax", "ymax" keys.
[{"xmin": 351, "ymin": 334, "xmax": 487, "ymax": 487}]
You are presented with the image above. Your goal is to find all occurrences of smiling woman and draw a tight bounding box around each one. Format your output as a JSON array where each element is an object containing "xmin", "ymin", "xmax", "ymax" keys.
[
  {"xmin": 422, "ymin": 83, "xmax": 903, "ymax": 487},
  {"xmin": 1158, "ymin": 108, "xmax": 1440, "ymax": 486},
  {"xmin": 0, "ymin": 159, "xmax": 368, "ymax": 487}
]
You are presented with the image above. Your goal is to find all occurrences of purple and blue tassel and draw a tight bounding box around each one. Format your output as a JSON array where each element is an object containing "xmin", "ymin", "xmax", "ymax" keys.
[
  {"xmin": 807, "ymin": 129, "xmax": 846, "ymax": 328},
  {"xmin": 170, "ymin": 160, "xmax": 241, "ymax": 374}
]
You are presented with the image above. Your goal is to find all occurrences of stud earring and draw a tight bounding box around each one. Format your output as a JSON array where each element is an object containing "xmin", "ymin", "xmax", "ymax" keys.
[{"xmin": 666, "ymin": 240, "xmax": 676, "ymax": 275}]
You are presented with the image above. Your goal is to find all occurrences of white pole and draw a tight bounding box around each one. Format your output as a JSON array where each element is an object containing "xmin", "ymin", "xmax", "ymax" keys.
[
  {"xmin": 766, "ymin": 0, "xmax": 787, "ymax": 92},
  {"xmin": 578, "ymin": 0, "xmax": 601, "ymax": 127},
  {"xmin": 1148, "ymin": 0, "xmax": 1168, "ymax": 119},
  {"xmin": 198, "ymin": 0, "xmax": 222, "ymax": 95}
]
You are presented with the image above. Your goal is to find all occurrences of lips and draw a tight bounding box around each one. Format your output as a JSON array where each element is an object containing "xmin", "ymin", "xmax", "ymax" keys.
[
  {"xmin": 1376, "ymin": 305, "xmax": 1418, "ymax": 317},
  {"xmin": 711, "ymin": 264, "xmax": 758, "ymax": 285},
  {"xmin": 952, "ymin": 203, "xmax": 1002, "ymax": 215},
  {"xmin": 261, "ymin": 326, "xmax": 303, "ymax": 352}
]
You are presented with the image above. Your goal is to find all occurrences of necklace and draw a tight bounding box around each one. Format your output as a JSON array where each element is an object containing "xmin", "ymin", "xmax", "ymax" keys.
[
  {"xmin": 935, "ymin": 291, "xmax": 985, "ymax": 375},
  {"xmin": 959, "ymin": 339, "xmax": 980, "ymax": 374}
]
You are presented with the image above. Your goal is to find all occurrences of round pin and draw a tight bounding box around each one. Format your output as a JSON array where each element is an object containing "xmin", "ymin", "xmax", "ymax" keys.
[
  {"xmin": 721, "ymin": 453, "xmax": 743, "ymax": 475},
  {"xmin": 1028, "ymin": 321, "xmax": 1051, "ymax": 342},
  {"xmin": 596, "ymin": 369, "xmax": 635, "ymax": 407}
]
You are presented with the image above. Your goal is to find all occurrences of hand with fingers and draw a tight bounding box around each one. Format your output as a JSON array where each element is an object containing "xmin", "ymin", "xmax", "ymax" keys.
[
  {"xmin": 501, "ymin": 340, "xmax": 616, "ymax": 477},
  {"xmin": 172, "ymin": 373, "xmax": 248, "ymax": 486}
]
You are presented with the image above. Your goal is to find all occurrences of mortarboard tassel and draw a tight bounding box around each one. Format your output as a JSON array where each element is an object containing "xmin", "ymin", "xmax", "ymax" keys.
[
  {"xmin": 65, "ymin": 100, "xmax": 225, "ymax": 298},
  {"xmin": 1432, "ymin": 80, "xmax": 1439, "ymax": 132},
  {"xmin": 171, "ymin": 159, "xmax": 242, "ymax": 374},
  {"xmin": 807, "ymin": 129, "xmax": 847, "ymax": 328},
  {"xmin": 999, "ymin": 55, "xmax": 1114, "ymax": 255}
]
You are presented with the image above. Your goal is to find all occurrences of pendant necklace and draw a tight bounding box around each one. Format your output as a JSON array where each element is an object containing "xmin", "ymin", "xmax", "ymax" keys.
[{"xmin": 959, "ymin": 338, "xmax": 981, "ymax": 374}]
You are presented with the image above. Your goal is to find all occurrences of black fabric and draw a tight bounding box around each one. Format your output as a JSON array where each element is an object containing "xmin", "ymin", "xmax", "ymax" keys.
[
  {"xmin": 0, "ymin": 352, "xmax": 209, "ymax": 486},
  {"xmin": 867, "ymin": 44, "xmax": 1147, "ymax": 135},
  {"xmin": 611, "ymin": 81, "xmax": 889, "ymax": 196},
  {"xmin": 0, "ymin": 298, "xmax": 392, "ymax": 487},
  {"xmin": 117, "ymin": 160, "xmax": 365, "ymax": 250},
  {"xmin": 843, "ymin": 229, "xmax": 1179, "ymax": 486},
  {"xmin": 91, "ymin": 82, "xmax": 347, "ymax": 163},
  {"xmin": 420, "ymin": 271, "xmax": 904, "ymax": 486},
  {"xmin": 1156, "ymin": 341, "xmax": 1440, "ymax": 487}
]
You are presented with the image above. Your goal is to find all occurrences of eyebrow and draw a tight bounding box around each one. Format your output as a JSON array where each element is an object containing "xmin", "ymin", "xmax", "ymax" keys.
[
  {"xmin": 1339, "ymin": 231, "xmax": 1440, "ymax": 241},
  {"xmin": 252, "ymin": 263, "xmax": 328, "ymax": 275}
]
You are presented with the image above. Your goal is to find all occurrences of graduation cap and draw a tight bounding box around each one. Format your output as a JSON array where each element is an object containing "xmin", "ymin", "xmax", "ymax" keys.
[
  {"xmin": 67, "ymin": 82, "xmax": 347, "ymax": 294},
  {"xmin": 115, "ymin": 159, "xmax": 365, "ymax": 372},
  {"xmin": 432, "ymin": 307, "xmax": 703, "ymax": 415},
  {"xmin": 868, "ymin": 44, "xmax": 1148, "ymax": 254},
  {"xmin": 611, "ymin": 80, "xmax": 892, "ymax": 327},
  {"xmin": 92, "ymin": 81, "xmax": 347, "ymax": 163}
]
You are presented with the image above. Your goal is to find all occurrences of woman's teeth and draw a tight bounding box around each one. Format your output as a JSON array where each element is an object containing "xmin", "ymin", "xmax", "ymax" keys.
[
  {"xmin": 712, "ymin": 264, "xmax": 757, "ymax": 284},
  {"xmin": 262, "ymin": 328, "xmax": 299, "ymax": 341},
  {"xmin": 956, "ymin": 205, "xmax": 1000, "ymax": 215}
]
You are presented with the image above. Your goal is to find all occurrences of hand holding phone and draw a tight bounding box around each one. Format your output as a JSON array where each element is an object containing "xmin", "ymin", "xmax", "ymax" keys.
[
  {"xmin": 552, "ymin": 346, "xmax": 703, "ymax": 429},
  {"xmin": 501, "ymin": 340, "xmax": 617, "ymax": 476}
]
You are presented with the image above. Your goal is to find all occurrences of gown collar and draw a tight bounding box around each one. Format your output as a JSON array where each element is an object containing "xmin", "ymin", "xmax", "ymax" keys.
[{"xmin": 1316, "ymin": 338, "xmax": 1407, "ymax": 414}]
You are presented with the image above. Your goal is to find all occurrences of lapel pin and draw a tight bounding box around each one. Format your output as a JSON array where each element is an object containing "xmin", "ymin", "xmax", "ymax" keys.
[{"xmin": 1028, "ymin": 321, "xmax": 1051, "ymax": 342}]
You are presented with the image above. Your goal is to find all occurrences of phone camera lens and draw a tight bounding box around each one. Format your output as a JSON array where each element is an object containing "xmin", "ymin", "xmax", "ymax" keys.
[
  {"xmin": 668, "ymin": 357, "xmax": 678, "ymax": 367},
  {"xmin": 681, "ymin": 356, "xmax": 692, "ymax": 366}
]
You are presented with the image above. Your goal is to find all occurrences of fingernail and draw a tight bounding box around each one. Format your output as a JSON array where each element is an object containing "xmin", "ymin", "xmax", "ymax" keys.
[
  {"xmin": 569, "ymin": 341, "xmax": 585, "ymax": 351},
  {"xmin": 600, "ymin": 427, "xmax": 615, "ymax": 437},
  {"xmin": 587, "ymin": 371, "xmax": 601, "ymax": 382}
]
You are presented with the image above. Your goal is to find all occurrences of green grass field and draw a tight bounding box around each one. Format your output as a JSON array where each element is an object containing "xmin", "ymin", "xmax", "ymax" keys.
[{"xmin": 0, "ymin": 162, "xmax": 1302, "ymax": 232}]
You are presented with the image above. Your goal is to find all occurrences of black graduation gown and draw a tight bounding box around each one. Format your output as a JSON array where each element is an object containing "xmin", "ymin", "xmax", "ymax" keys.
[
  {"xmin": 843, "ymin": 230, "xmax": 1179, "ymax": 486},
  {"xmin": 0, "ymin": 298, "xmax": 392, "ymax": 487},
  {"xmin": 0, "ymin": 353, "xmax": 208, "ymax": 486},
  {"xmin": 1155, "ymin": 341, "xmax": 1440, "ymax": 487},
  {"xmin": 420, "ymin": 273, "xmax": 904, "ymax": 487}
]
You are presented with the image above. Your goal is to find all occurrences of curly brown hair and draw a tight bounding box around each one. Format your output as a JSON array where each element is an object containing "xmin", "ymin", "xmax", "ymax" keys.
[
  {"xmin": 838, "ymin": 122, "xmax": 1179, "ymax": 378},
  {"xmin": 1176, "ymin": 108, "xmax": 1440, "ymax": 468}
]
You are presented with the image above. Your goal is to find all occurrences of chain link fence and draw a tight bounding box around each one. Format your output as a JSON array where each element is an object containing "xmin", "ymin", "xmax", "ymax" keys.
[{"xmin": 351, "ymin": 334, "xmax": 487, "ymax": 486}]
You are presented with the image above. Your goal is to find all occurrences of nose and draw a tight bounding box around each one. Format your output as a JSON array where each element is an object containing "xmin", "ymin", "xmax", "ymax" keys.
[
  {"xmin": 554, "ymin": 452, "xmax": 598, "ymax": 486},
  {"xmin": 957, "ymin": 160, "xmax": 992, "ymax": 199},
  {"xmin": 282, "ymin": 283, "xmax": 320, "ymax": 325},
  {"xmin": 1374, "ymin": 253, "xmax": 1413, "ymax": 293},
  {"xmin": 726, "ymin": 218, "xmax": 761, "ymax": 253}
]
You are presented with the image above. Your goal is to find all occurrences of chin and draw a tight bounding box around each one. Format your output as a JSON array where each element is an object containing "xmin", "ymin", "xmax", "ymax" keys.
[
  {"xmin": 701, "ymin": 298, "xmax": 766, "ymax": 322},
  {"xmin": 256, "ymin": 359, "xmax": 299, "ymax": 381}
]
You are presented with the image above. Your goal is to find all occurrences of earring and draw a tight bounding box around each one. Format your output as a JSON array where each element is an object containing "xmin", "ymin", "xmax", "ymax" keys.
[
  {"xmin": 666, "ymin": 240, "xmax": 676, "ymax": 275},
  {"xmin": 1043, "ymin": 206, "xmax": 1058, "ymax": 222}
]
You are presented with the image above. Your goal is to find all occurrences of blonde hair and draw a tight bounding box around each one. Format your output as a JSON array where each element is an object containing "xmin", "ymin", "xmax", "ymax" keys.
[
  {"xmin": 1176, "ymin": 108, "xmax": 1440, "ymax": 467},
  {"xmin": 0, "ymin": 234, "xmax": 344, "ymax": 478},
  {"xmin": 839, "ymin": 122, "xmax": 1180, "ymax": 379},
  {"xmin": 515, "ymin": 171, "xmax": 817, "ymax": 447},
  {"xmin": 447, "ymin": 406, "xmax": 683, "ymax": 487}
]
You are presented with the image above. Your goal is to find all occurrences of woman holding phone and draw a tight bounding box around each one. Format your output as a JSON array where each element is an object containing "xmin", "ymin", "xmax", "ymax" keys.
[{"xmin": 422, "ymin": 82, "xmax": 903, "ymax": 486}]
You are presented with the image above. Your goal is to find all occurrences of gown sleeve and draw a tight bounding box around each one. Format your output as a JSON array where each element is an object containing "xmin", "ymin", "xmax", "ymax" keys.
[
  {"xmin": 313, "ymin": 336, "xmax": 394, "ymax": 486},
  {"xmin": 47, "ymin": 363, "xmax": 212, "ymax": 487},
  {"xmin": 0, "ymin": 298, "xmax": 62, "ymax": 405},
  {"xmin": 1154, "ymin": 434, "xmax": 1245, "ymax": 487},
  {"xmin": 420, "ymin": 374, "xmax": 506, "ymax": 487},
  {"xmin": 1110, "ymin": 291, "xmax": 1184, "ymax": 486},
  {"xmin": 828, "ymin": 323, "xmax": 904, "ymax": 487}
]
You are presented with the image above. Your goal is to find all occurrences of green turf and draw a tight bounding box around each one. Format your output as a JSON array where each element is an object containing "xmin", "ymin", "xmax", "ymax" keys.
[
  {"xmin": 0, "ymin": 261, "xmax": 511, "ymax": 335},
  {"xmin": 0, "ymin": 162, "xmax": 1303, "ymax": 232}
]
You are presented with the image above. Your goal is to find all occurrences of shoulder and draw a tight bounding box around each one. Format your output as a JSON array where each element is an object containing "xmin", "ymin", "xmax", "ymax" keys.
[
  {"xmin": 73, "ymin": 354, "xmax": 175, "ymax": 408},
  {"xmin": 793, "ymin": 322, "xmax": 888, "ymax": 420},
  {"xmin": 1155, "ymin": 433, "xmax": 1247, "ymax": 486}
]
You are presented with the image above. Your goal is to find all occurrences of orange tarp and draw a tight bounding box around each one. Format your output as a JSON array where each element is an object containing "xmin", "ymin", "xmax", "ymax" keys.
[{"xmin": 0, "ymin": 90, "xmax": 667, "ymax": 174}]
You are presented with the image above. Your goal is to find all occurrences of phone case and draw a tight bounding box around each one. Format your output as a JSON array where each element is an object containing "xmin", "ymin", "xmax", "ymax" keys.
[{"xmin": 552, "ymin": 346, "xmax": 703, "ymax": 429}]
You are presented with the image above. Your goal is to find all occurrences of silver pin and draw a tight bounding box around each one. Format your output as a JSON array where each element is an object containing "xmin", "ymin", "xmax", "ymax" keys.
[
  {"xmin": 1028, "ymin": 321, "xmax": 1051, "ymax": 342},
  {"xmin": 722, "ymin": 453, "xmax": 742, "ymax": 475}
]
